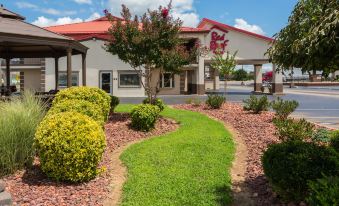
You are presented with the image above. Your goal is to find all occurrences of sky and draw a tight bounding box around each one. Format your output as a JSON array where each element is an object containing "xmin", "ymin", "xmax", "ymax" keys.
[{"xmin": 1, "ymin": 0, "xmax": 298, "ymax": 37}]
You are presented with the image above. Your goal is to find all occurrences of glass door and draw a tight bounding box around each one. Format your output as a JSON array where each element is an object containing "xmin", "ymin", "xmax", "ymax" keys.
[{"xmin": 99, "ymin": 71, "xmax": 112, "ymax": 94}]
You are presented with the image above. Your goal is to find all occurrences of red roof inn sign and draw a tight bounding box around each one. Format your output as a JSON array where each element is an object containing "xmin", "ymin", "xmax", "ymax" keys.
[{"xmin": 209, "ymin": 26, "xmax": 229, "ymax": 54}]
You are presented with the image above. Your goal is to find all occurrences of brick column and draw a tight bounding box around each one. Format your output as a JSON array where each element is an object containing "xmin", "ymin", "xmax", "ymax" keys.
[
  {"xmin": 40, "ymin": 59, "xmax": 46, "ymax": 92},
  {"xmin": 254, "ymin": 64, "xmax": 262, "ymax": 92},
  {"xmin": 20, "ymin": 72, "xmax": 24, "ymax": 92}
]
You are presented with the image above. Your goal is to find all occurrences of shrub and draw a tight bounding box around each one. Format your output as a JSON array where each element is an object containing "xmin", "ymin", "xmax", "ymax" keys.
[
  {"xmin": 53, "ymin": 87, "xmax": 111, "ymax": 118},
  {"xmin": 185, "ymin": 97, "xmax": 201, "ymax": 107},
  {"xmin": 271, "ymin": 97, "xmax": 299, "ymax": 119},
  {"xmin": 110, "ymin": 96, "xmax": 120, "ymax": 113},
  {"xmin": 307, "ymin": 175, "xmax": 339, "ymax": 206},
  {"xmin": 143, "ymin": 97, "xmax": 165, "ymax": 111},
  {"xmin": 311, "ymin": 128, "xmax": 331, "ymax": 144},
  {"xmin": 0, "ymin": 92, "xmax": 46, "ymax": 177},
  {"xmin": 206, "ymin": 95, "xmax": 225, "ymax": 109},
  {"xmin": 262, "ymin": 141, "xmax": 339, "ymax": 202},
  {"xmin": 130, "ymin": 104, "xmax": 160, "ymax": 132},
  {"xmin": 273, "ymin": 118, "xmax": 314, "ymax": 142},
  {"xmin": 330, "ymin": 130, "xmax": 339, "ymax": 152},
  {"xmin": 243, "ymin": 95, "xmax": 270, "ymax": 114},
  {"xmin": 35, "ymin": 112, "xmax": 106, "ymax": 182},
  {"xmin": 48, "ymin": 99, "xmax": 104, "ymax": 126}
]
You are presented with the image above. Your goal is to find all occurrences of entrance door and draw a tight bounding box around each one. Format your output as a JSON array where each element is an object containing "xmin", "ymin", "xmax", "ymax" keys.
[{"xmin": 99, "ymin": 71, "xmax": 112, "ymax": 94}]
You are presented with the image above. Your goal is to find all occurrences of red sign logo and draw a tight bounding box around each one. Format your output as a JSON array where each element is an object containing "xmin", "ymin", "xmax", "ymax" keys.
[{"xmin": 210, "ymin": 31, "xmax": 229, "ymax": 54}]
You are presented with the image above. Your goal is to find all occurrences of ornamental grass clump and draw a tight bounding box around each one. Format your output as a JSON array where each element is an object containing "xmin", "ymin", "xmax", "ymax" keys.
[
  {"xmin": 0, "ymin": 91, "xmax": 46, "ymax": 177},
  {"xmin": 48, "ymin": 99, "xmax": 105, "ymax": 126},
  {"xmin": 35, "ymin": 112, "xmax": 106, "ymax": 182},
  {"xmin": 130, "ymin": 104, "xmax": 160, "ymax": 132},
  {"xmin": 53, "ymin": 86, "xmax": 111, "ymax": 119},
  {"xmin": 206, "ymin": 95, "xmax": 225, "ymax": 109}
]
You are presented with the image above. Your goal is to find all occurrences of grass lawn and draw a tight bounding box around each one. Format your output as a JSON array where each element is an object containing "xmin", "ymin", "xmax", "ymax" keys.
[{"xmin": 116, "ymin": 105, "xmax": 235, "ymax": 206}]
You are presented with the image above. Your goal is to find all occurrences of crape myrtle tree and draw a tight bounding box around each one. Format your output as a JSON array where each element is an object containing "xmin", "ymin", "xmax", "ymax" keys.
[
  {"xmin": 211, "ymin": 50, "xmax": 237, "ymax": 97},
  {"xmin": 104, "ymin": 2, "xmax": 196, "ymax": 103},
  {"xmin": 267, "ymin": 0, "xmax": 339, "ymax": 77}
]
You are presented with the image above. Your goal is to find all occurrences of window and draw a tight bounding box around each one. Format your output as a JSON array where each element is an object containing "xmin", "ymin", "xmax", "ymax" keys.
[
  {"xmin": 160, "ymin": 73, "xmax": 175, "ymax": 88},
  {"xmin": 119, "ymin": 72, "xmax": 140, "ymax": 88},
  {"xmin": 58, "ymin": 72, "xmax": 79, "ymax": 88}
]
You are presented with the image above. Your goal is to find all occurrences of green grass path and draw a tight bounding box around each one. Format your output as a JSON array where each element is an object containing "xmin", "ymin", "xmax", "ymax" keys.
[{"xmin": 116, "ymin": 105, "xmax": 235, "ymax": 206}]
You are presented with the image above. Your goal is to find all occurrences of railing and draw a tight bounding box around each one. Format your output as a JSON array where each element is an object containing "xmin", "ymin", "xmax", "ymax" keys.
[{"xmin": 0, "ymin": 58, "xmax": 42, "ymax": 66}]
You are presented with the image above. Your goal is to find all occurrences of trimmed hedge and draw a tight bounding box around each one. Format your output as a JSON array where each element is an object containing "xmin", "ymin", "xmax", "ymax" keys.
[
  {"xmin": 330, "ymin": 130, "xmax": 339, "ymax": 152},
  {"xmin": 130, "ymin": 104, "xmax": 160, "ymax": 132},
  {"xmin": 35, "ymin": 112, "xmax": 106, "ymax": 182},
  {"xmin": 307, "ymin": 175, "xmax": 339, "ymax": 206},
  {"xmin": 110, "ymin": 96, "xmax": 120, "ymax": 113},
  {"xmin": 48, "ymin": 99, "xmax": 104, "ymax": 126},
  {"xmin": 143, "ymin": 98, "xmax": 165, "ymax": 111},
  {"xmin": 262, "ymin": 141, "xmax": 339, "ymax": 202},
  {"xmin": 53, "ymin": 87, "xmax": 111, "ymax": 119}
]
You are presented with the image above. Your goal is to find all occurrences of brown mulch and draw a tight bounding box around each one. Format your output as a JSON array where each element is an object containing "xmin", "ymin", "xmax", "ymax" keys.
[
  {"xmin": 175, "ymin": 103, "xmax": 282, "ymax": 206},
  {"xmin": 3, "ymin": 113, "xmax": 178, "ymax": 206}
]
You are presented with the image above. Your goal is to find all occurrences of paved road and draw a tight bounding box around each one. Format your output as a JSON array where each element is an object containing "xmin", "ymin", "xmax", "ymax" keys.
[{"xmin": 120, "ymin": 85, "xmax": 339, "ymax": 129}]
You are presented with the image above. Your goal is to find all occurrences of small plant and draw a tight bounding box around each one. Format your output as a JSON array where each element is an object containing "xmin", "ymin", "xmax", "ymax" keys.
[
  {"xmin": 143, "ymin": 97, "xmax": 165, "ymax": 111},
  {"xmin": 262, "ymin": 141, "xmax": 339, "ymax": 202},
  {"xmin": 48, "ymin": 99, "xmax": 105, "ymax": 126},
  {"xmin": 110, "ymin": 95, "xmax": 120, "ymax": 113},
  {"xmin": 130, "ymin": 104, "xmax": 160, "ymax": 132},
  {"xmin": 206, "ymin": 95, "xmax": 225, "ymax": 109},
  {"xmin": 307, "ymin": 175, "xmax": 339, "ymax": 206},
  {"xmin": 273, "ymin": 118, "xmax": 314, "ymax": 142},
  {"xmin": 271, "ymin": 97, "xmax": 299, "ymax": 119},
  {"xmin": 185, "ymin": 97, "xmax": 201, "ymax": 107},
  {"xmin": 311, "ymin": 128, "xmax": 331, "ymax": 144},
  {"xmin": 53, "ymin": 86, "xmax": 111, "ymax": 118},
  {"xmin": 243, "ymin": 95, "xmax": 270, "ymax": 114},
  {"xmin": 330, "ymin": 130, "xmax": 339, "ymax": 152},
  {"xmin": 35, "ymin": 112, "xmax": 106, "ymax": 182},
  {"xmin": 0, "ymin": 91, "xmax": 46, "ymax": 177}
]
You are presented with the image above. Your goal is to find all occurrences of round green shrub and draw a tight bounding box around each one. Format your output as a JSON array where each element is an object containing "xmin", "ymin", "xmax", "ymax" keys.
[
  {"xmin": 130, "ymin": 104, "xmax": 160, "ymax": 132},
  {"xmin": 48, "ymin": 99, "xmax": 104, "ymax": 126},
  {"xmin": 35, "ymin": 112, "xmax": 106, "ymax": 182},
  {"xmin": 143, "ymin": 97, "xmax": 165, "ymax": 111},
  {"xmin": 330, "ymin": 130, "xmax": 339, "ymax": 152},
  {"xmin": 307, "ymin": 175, "xmax": 339, "ymax": 206},
  {"xmin": 262, "ymin": 141, "xmax": 339, "ymax": 202},
  {"xmin": 206, "ymin": 95, "xmax": 225, "ymax": 109},
  {"xmin": 53, "ymin": 87, "xmax": 111, "ymax": 118},
  {"xmin": 110, "ymin": 95, "xmax": 120, "ymax": 113}
]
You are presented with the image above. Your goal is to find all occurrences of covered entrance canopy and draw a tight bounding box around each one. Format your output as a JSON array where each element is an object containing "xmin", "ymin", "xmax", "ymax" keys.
[{"xmin": 0, "ymin": 5, "xmax": 88, "ymax": 94}]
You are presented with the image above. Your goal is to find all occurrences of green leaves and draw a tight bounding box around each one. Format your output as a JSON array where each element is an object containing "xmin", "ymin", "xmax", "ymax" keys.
[
  {"xmin": 211, "ymin": 51, "xmax": 237, "ymax": 77},
  {"xmin": 267, "ymin": 0, "xmax": 339, "ymax": 72}
]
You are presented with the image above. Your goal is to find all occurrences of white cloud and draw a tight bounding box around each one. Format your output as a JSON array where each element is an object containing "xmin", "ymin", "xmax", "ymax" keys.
[
  {"xmin": 74, "ymin": 0, "xmax": 92, "ymax": 4},
  {"xmin": 106, "ymin": 0, "xmax": 200, "ymax": 27},
  {"xmin": 16, "ymin": 2, "xmax": 38, "ymax": 9},
  {"xmin": 42, "ymin": 8, "xmax": 77, "ymax": 16},
  {"xmin": 234, "ymin": 18, "xmax": 265, "ymax": 35},
  {"xmin": 86, "ymin": 12, "xmax": 101, "ymax": 21},
  {"xmin": 32, "ymin": 16, "xmax": 83, "ymax": 27}
]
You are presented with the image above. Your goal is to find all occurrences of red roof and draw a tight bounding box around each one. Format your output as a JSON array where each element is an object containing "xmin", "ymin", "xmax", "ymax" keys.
[
  {"xmin": 46, "ymin": 16, "xmax": 209, "ymax": 41},
  {"xmin": 198, "ymin": 18, "xmax": 274, "ymax": 42}
]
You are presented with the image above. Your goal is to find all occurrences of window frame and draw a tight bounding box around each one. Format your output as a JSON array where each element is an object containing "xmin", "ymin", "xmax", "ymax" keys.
[
  {"xmin": 118, "ymin": 71, "xmax": 141, "ymax": 88},
  {"xmin": 58, "ymin": 71, "xmax": 79, "ymax": 88},
  {"xmin": 160, "ymin": 73, "xmax": 175, "ymax": 88}
]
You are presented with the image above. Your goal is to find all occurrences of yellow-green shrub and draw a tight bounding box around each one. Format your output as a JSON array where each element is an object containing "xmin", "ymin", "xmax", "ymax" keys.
[
  {"xmin": 130, "ymin": 104, "xmax": 160, "ymax": 132},
  {"xmin": 48, "ymin": 99, "xmax": 104, "ymax": 126},
  {"xmin": 52, "ymin": 87, "xmax": 111, "ymax": 119},
  {"xmin": 35, "ymin": 112, "xmax": 106, "ymax": 182}
]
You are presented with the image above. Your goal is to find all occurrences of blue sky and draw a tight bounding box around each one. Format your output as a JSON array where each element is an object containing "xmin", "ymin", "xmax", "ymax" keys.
[{"xmin": 1, "ymin": 0, "xmax": 297, "ymax": 37}]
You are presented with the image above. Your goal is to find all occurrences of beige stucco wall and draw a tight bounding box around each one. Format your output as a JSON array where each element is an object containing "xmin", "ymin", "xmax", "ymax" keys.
[
  {"xmin": 23, "ymin": 69, "xmax": 41, "ymax": 91},
  {"xmin": 45, "ymin": 39, "xmax": 145, "ymax": 97},
  {"xmin": 150, "ymin": 69, "xmax": 181, "ymax": 95}
]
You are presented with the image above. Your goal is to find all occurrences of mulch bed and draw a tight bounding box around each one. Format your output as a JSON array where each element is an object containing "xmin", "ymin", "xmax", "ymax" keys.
[
  {"xmin": 175, "ymin": 103, "xmax": 282, "ymax": 206},
  {"xmin": 3, "ymin": 113, "xmax": 178, "ymax": 206}
]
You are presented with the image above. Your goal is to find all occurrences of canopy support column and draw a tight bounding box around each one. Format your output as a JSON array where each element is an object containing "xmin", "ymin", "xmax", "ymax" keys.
[
  {"xmin": 54, "ymin": 57, "xmax": 59, "ymax": 90},
  {"xmin": 5, "ymin": 57, "xmax": 10, "ymax": 89},
  {"xmin": 272, "ymin": 64, "xmax": 283, "ymax": 94},
  {"xmin": 66, "ymin": 48, "xmax": 72, "ymax": 88},
  {"xmin": 81, "ymin": 53, "xmax": 86, "ymax": 86},
  {"xmin": 254, "ymin": 64, "xmax": 262, "ymax": 92}
]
